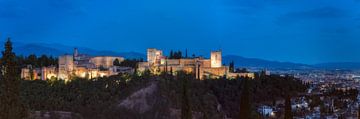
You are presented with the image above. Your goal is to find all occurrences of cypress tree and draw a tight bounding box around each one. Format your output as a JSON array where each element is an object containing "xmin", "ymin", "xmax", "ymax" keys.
[
  {"xmin": 29, "ymin": 66, "xmax": 34, "ymax": 80},
  {"xmin": 239, "ymin": 79, "xmax": 250, "ymax": 119},
  {"xmin": 113, "ymin": 58, "xmax": 121, "ymax": 66},
  {"xmin": 178, "ymin": 51, "xmax": 182, "ymax": 59},
  {"xmin": 285, "ymin": 95, "xmax": 293, "ymax": 119},
  {"xmin": 0, "ymin": 38, "xmax": 28, "ymax": 118},
  {"xmin": 170, "ymin": 50, "xmax": 174, "ymax": 59},
  {"xmin": 229, "ymin": 61, "xmax": 235, "ymax": 73},
  {"xmin": 180, "ymin": 72, "xmax": 192, "ymax": 119}
]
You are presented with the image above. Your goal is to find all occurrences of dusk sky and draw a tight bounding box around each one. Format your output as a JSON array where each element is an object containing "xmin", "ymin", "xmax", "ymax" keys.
[{"xmin": 0, "ymin": 0, "xmax": 360, "ymax": 64}]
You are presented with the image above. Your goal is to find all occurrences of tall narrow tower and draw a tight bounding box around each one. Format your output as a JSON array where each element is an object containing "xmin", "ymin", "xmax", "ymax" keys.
[
  {"xmin": 147, "ymin": 48, "xmax": 163, "ymax": 65},
  {"xmin": 211, "ymin": 51, "xmax": 222, "ymax": 68},
  {"xmin": 58, "ymin": 55, "xmax": 74, "ymax": 80}
]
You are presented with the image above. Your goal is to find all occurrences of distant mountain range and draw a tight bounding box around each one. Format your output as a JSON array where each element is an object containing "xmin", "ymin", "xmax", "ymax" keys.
[
  {"xmin": 10, "ymin": 42, "xmax": 146, "ymax": 59},
  {"xmin": 7, "ymin": 42, "xmax": 360, "ymax": 70},
  {"xmin": 223, "ymin": 55, "xmax": 360, "ymax": 70},
  {"xmin": 313, "ymin": 62, "xmax": 360, "ymax": 70},
  {"xmin": 223, "ymin": 55, "xmax": 312, "ymax": 70}
]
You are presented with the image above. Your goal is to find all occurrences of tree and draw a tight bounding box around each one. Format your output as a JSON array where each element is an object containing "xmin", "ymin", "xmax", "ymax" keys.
[
  {"xmin": 48, "ymin": 56, "xmax": 58, "ymax": 66},
  {"xmin": 29, "ymin": 66, "xmax": 34, "ymax": 80},
  {"xmin": 285, "ymin": 95, "xmax": 293, "ymax": 119},
  {"xmin": 177, "ymin": 51, "xmax": 182, "ymax": 59},
  {"xmin": 229, "ymin": 61, "xmax": 235, "ymax": 73},
  {"xmin": 239, "ymin": 79, "xmax": 250, "ymax": 119},
  {"xmin": 39, "ymin": 55, "xmax": 49, "ymax": 67},
  {"xmin": 27, "ymin": 54, "xmax": 37, "ymax": 67},
  {"xmin": 170, "ymin": 50, "xmax": 174, "ymax": 59},
  {"xmin": 119, "ymin": 59, "xmax": 141, "ymax": 68},
  {"xmin": 0, "ymin": 38, "xmax": 28, "ymax": 118},
  {"xmin": 180, "ymin": 72, "xmax": 192, "ymax": 119},
  {"xmin": 320, "ymin": 101, "xmax": 325, "ymax": 118},
  {"xmin": 113, "ymin": 58, "xmax": 121, "ymax": 66}
]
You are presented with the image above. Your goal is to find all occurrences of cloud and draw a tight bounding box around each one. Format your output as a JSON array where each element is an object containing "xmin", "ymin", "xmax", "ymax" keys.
[
  {"xmin": 275, "ymin": 7, "xmax": 349, "ymax": 25},
  {"xmin": 290, "ymin": 7, "xmax": 347, "ymax": 18}
]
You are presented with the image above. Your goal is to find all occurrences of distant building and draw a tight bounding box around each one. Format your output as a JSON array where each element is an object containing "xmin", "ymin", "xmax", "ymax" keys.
[
  {"xmin": 21, "ymin": 48, "xmax": 131, "ymax": 80},
  {"xmin": 90, "ymin": 56, "xmax": 124, "ymax": 69},
  {"xmin": 58, "ymin": 55, "xmax": 74, "ymax": 80},
  {"xmin": 138, "ymin": 48, "xmax": 255, "ymax": 79},
  {"xmin": 21, "ymin": 65, "xmax": 57, "ymax": 80},
  {"xmin": 147, "ymin": 48, "xmax": 163, "ymax": 64},
  {"xmin": 210, "ymin": 51, "xmax": 222, "ymax": 68},
  {"xmin": 257, "ymin": 105, "xmax": 275, "ymax": 117}
]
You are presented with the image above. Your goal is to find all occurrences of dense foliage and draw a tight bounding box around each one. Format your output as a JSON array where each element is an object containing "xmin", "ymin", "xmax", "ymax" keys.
[
  {"xmin": 169, "ymin": 50, "xmax": 183, "ymax": 59},
  {"xmin": 0, "ymin": 39, "xmax": 28, "ymax": 119},
  {"xmin": 20, "ymin": 74, "xmax": 152, "ymax": 119},
  {"xmin": 285, "ymin": 95, "xmax": 293, "ymax": 119},
  {"xmin": 0, "ymin": 70, "xmax": 305, "ymax": 119},
  {"xmin": 159, "ymin": 73, "xmax": 307, "ymax": 119},
  {"xmin": 16, "ymin": 54, "xmax": 58, "ymax": 68},
  {"xmin": 239, "ymin": 79, "xmax": 250, "ymax": 119},
  {"xmin": 121, "ymin": 59, "xmax": 143, "ymax": 68}
]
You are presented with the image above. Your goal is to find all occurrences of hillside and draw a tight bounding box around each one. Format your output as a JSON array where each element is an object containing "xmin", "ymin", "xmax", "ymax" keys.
[{"xmin": 313, "ymin": 62, "xmax": 360, "ymax": 70}]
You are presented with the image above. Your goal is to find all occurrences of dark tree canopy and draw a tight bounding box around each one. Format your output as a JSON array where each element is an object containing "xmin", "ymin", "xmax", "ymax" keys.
[
  {"xmin": 117, "ymin": 59, "xmax": 143, "ymax": 68},
  {"xmin": 113, "ymin": 58, "xmax": 121, "ymax": 66},
  {"xmin": 285, "ymin": 95, "xmax": 293, "ymax": 119},
  {"xmin": 0, "ymin": 38, "xmax": 28, "ymax": 119},
  {"xmin": 17, "ymin": 54, "xmax": 58, "ymax": 68},
  {"xmin": 229, "ymin": 61, "xmax": 235, "ymax": 73},
  {"xmin": 239, "ymin": 79, "xmax": 250, "ymax": 119},
  {"xmin": 169, "ymin": 50, "xmax": 183, "ymax": 59}
]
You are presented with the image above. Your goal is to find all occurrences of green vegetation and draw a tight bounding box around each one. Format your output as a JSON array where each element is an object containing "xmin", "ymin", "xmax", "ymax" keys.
[
  {"xmin": 159, "ymin": 73, "xmax": 307, "ymax": 119},
  {"xmin": 114, "ymin": 59, "xmax": 143, "ymax": 68},
  {"xmin": 169, "ymin": 50, "xmax": 183, "ymax": 59},
  {"xmin": 229, "ymin": 61, "xmax": 235, "ymax": 73},
  {"xmin": 1, "ymin": 69, "xmax": 307, "ymax": 119},
  {"xmin": 285, "ymin": 95, "xmax": 293, "ymax": 119},
  {"xmin": 239, "ymin": 79, "xmax": 250, "ymax": 119},
  {"xmin": 180, "ymin": 72, "xmax": 192, "ymax": 119},
  {"xmin": 0, "ymin": 38, "xmax": 28, "ymax": 119},
  {"xmin": 17, "ymin": 54, "xmax": 58, "ymax": 68},
  {"xmin": 20, "ymin": 75, "xmax": 151, "ymax": 119}
]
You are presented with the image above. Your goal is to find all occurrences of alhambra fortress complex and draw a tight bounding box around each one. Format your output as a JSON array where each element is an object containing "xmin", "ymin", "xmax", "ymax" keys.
[{"xmin": 21, "ymin": 48, "xmax": 254, "ymax": 80}]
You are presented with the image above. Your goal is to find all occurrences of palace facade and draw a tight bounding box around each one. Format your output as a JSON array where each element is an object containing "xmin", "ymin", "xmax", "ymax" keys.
[
  {"xmin": 21, "ymin": 48, "xmax": 254, "ymax": 80},
  {"xmin": 21, "ymin": 48, "xmax": 133, "ymax": 80},
  {"xmin": 138, "ymin": 48, "xmax": 254, "ymax": 79}
]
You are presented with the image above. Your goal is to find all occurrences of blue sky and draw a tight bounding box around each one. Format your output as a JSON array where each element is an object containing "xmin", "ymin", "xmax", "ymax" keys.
[{"xmin": 0, "ymin": 0, "xmax": 360, "ymax": 64}]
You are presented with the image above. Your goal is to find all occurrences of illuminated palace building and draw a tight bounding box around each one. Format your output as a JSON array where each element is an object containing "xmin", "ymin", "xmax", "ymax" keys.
[
  {"xmin": 21, "ymin": 48, "xmax": 133, "ymax": 80},
  {"xmin": 138, "ymin": 48, "xmax": 254, "ymax": 79}
]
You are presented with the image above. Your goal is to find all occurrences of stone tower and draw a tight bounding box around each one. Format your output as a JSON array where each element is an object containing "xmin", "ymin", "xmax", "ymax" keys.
[
  {"xmin": 58, "ymin": 55, "xmax": 74, "ymax": 80},
  {"xmin": 210, "ymin": 51, "xmax": 222, "ymax": 68},
  {"xmin": 147, "ymin": 48, "xmax": 163, "ymax": 65}
]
